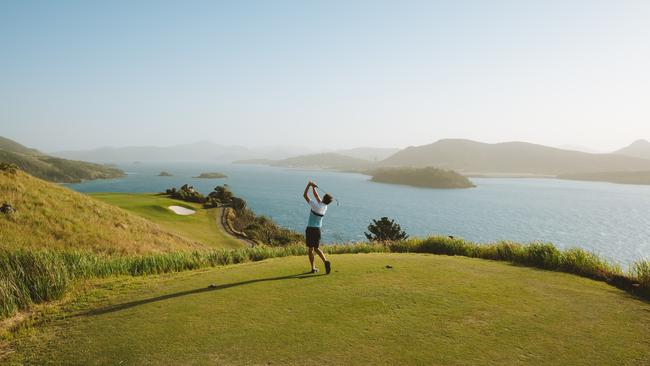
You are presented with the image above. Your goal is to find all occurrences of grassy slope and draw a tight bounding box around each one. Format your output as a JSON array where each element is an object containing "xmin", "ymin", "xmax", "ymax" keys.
[
  {"xmin": 90, "ymin": 193, "xmax": 243, "ymax": 249},
  {"xmin": 0, "ymin": 150, "xmax": 124, "ymax": 184},
  {"xmin": 0, "ymin": 171, "xmax": 203, "ymax": 254},
  {"xmin": 11, "ymin": 254, "xmax": 650, "ymax": 365}
]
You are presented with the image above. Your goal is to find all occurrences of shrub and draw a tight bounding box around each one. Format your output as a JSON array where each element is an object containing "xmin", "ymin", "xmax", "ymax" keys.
[
  {"xmin": 0, "ymin": 239, "xmax": 647, "ymax": 320},
  {"xmin": 163, "ymin": 184, "xmax": 206, "ymax": 203},
  {"xmin": 365, "ymin": 217, "xmax": 409, "ymax": 242},
  {"xmin": 0, "ymin": 162, "xmax": 18, "ymax": 174},
  {"xmin": 634, "ymin": 260, "xmax": 650, "ymax": 297}
]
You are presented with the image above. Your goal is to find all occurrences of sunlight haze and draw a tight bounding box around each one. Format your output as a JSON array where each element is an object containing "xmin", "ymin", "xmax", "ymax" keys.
[{"xmin": 1, "ymin": 1, "xmax": 649, "ymax": 152}]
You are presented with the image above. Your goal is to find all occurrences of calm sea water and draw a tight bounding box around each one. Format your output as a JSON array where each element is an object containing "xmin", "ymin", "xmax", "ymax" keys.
[{"xmin": 67, "ymin": 163, "xmax": 650, "ymax": 265}]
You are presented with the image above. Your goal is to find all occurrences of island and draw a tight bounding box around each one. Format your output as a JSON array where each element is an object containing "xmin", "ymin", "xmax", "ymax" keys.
[
  {"xmin": 193, "ymin": 172, "xmax": 227, "ymax": 179},
  {"xmin": 368, "ymin": 167, "xmax": 475, "ymax": 189},
  {"xmin": 158, "ymin": 171, "xmax": 173, "ymax": 177},
  {"xmin": 558, "ymin": 171, "xmax": 650, "ymax": 185}
]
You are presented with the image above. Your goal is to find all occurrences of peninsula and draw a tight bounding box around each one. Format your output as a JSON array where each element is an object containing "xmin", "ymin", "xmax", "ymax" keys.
[{"xmin": 369, "ymin": 167, "xmax": 475, "ymax": 189}]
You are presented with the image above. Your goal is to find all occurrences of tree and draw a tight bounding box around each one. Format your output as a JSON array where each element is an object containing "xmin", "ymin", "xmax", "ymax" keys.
[
  {"xmin": 210, "ymin": 185, "xmax": 233, "ymax": 204},
  {"xmin": 364, "ymin": 217, "xmax": 409, "ymax": 242}
]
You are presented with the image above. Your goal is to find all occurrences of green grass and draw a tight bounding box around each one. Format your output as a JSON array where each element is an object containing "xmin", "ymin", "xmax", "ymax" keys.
[
  {"xmin": 8, "ymin": 254, "xmax": 650, "ymax": 365},
  {"xmin": 89, "ymin": 193, "xmax": 243, "ymax": 250},
  {"xmin": 1, "ymin": 239, "xmax": 648, "ymax": 321},
  {"xmin": 0, "ymin": 139, "xmax": 124, "ymax": 183},
  {"xmin": 0, "ymin": 171, "xmax": 199, "ymax": 254}
]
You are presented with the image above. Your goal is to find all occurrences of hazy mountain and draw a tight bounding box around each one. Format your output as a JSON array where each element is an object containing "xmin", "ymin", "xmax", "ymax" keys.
[
  {"xmin": 334, "ymin": 147, "xmax": 400, "ymax": 162},
  {"xmin": 270, "ymin": 153, "xmax": 375, "ymax": 171},
  {"xmin": 52, "ymin": 142, "xmax": 313, "ymax": 163},
  {"xmin": 556, "ymin": 144, "xmax": 601, "ymax": 154},
  {"xmin": 0, "ymin": 136, "xmax": 124, "ymax": 183},
  {"xmin": 379, "ymin": 139, "xmax": 650, "ymax": 175},
  {"xmin": 0, "ymin": 136, "xmax": 42, "ymax": 156},
  {"xmin": 233, "ymin": 158, "xmax": 277, "ymax": 165},
  {"xmin": 613, "ymin": 139, "xmax": 650, "ymax": 160}
]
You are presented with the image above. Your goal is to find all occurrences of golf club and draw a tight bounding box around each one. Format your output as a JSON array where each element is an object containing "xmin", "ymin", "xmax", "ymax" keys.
[{"xmin": 314, "ymin": 185, "xmax": 340, "ymax": 206}]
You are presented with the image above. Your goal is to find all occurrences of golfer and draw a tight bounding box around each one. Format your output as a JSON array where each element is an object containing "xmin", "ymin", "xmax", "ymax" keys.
[{"xmin": 303, "ymin": 180, "xmax": 333, "ymax": 274}]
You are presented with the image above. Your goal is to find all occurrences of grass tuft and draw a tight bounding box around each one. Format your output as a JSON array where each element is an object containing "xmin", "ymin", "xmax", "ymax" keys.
[
  {"xmin": 633, "ymin": 260, "xmax": 650, "ymax": 297},
  {"xmin": 0, "ymin": 238, "xmax": 647, "ymax": 320}
]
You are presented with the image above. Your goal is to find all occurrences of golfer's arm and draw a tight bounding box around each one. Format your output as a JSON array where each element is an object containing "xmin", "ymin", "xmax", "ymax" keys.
[
  {"xmin": 303, "ymin": 184, "xmax": 311, "ymax": 203},
  {"xmin": 312, "ymin": 186, "xmax": 322, "ymax": 203}
]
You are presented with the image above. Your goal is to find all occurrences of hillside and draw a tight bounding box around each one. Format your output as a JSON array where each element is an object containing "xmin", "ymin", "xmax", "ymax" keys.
[
  {"xmin": 0, "ymin": 136, "xmax": 124, "ymax": 183},
  {"xmin": 369, "ymin": 167, "xmax": 475, "ymax": 188},
  {"xmin": 380, "ymin": 139, "xmax": 650, "ymax": 175},
  {"xmin": 271, "ymin": 152, "xmax": 375, "ymax": 170},
  {"xmin": 335, "ymin": 147, "xmax": 400, "ymax": 161},
  {"xmin": 233, "ymin": 158, "xmax": 276, "ymax": 165},
  {"xmin": 236, "ymin": 153, "xmax": 376, "ymax": 170},
  {"xmin": 51, "ymin": 142, "xmax": 314, "ymax": 163},
  {"xmin": 0, "ymin": 169, "xmax": 204, "ymax": 254},
  {"xmin": 0, "ymin": 136, "xmax": 42, "ymax": 156},
  {"xmin": 234, "ymin": 148, "xmax": 399, "ymax": 166},
  {"xmin": 614, "ymin": 139, "xmax": 650, "ymax": 160},
  {"xmin": 9, "ymin": 254, "xmax": 650, "ymax": 365}
]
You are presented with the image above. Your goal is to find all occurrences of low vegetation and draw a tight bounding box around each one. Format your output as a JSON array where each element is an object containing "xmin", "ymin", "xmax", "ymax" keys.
[
  {"xmin": 164, "ymin": 184, "xmax": 303, "ymax": 246},
  {"xmin": 164, "ymin": 184, "xmax": 205, "ymax": 203},
  {"xmin": 369, "ymin": 166, "xmax": 475, "ymax": 188},
  {"xmin": 228, "ymin": 205, "xmax": 304, "ymax": 246},
  {"xmin": 1, "ymin": 237, "xmax": 648, "ymax": 321}
]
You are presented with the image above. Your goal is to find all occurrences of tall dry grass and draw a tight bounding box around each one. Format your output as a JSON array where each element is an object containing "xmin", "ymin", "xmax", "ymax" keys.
[{"xmin": 1, "ymin": 238, "xmax": 648, "ymax": 320}]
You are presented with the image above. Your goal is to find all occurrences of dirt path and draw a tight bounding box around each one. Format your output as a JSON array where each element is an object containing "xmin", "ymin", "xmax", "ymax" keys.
[{"xmin": 216, "ymin": 207, "xmax": 256, "ymax": 247}]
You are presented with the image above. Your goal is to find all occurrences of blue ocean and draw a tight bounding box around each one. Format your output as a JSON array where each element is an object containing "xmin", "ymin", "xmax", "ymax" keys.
[{"xmin": 67, "ymin": 163, "xmax": 650, "ymax": 265}]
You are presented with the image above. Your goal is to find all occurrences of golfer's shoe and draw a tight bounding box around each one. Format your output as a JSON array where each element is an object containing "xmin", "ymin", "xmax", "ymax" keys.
[
  {"xmin": 311, "ymin": 268, "xmax": 319, "ymax": 274},
  {"xmin": 325, "ymin": 261, "xmax": 331, "ymax": 274}
]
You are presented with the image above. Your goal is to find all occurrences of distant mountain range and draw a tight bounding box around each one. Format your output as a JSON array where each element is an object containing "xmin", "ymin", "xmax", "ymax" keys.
[
  {"xmin": 333, "ymin": 147, "xmax": 400, "ymax": 161},
  {"xmin": 13, "ymin": 135, "xmax": 650, "ymax": 184},
  {"xmin": 51, "ymin": 142, "xmax": 299, "ymax": 163},
  {"xmin": 613, "ymin": 139, "xmax": 650, "ymax": 160},
  {"xmin": 252, "ymin": 153, "xmax": 375, "ymax": 171},
  {"xmin": 0, "ymin": 136, "xmax": 124, "ymax": 183},
  {"xmin": 379, "ymin": 139, "xmax": 650, "ymax": 176},
  {"xmin": 52, "ymin": 142, "xmax": 399, "ymax": 165}
]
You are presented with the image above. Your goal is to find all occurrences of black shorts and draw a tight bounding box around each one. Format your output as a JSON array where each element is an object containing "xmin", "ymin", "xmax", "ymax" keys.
[{"xmin": 305, "ymin": 227, "xmax": 321, "ymax": 248}]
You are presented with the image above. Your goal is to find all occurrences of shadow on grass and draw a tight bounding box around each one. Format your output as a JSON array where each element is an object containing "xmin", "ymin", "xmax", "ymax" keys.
[{"xmin": 79, "ymin": 272, "xmax": 323, "ymax": 317}]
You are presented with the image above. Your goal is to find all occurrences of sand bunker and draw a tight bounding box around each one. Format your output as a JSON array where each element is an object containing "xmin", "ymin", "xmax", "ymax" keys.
[{"xmin": 168, "ymin": 206, "xmax": 196, "ymax": 215}]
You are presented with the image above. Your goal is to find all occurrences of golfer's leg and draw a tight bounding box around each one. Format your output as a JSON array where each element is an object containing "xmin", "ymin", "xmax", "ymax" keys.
[
  {"xmin": 315, "ymin": 248, "xmax": 327, "ymax": 263},
  {"xmin": 308, "ymin": 247, "xmax": 315, "ymax": 269}
]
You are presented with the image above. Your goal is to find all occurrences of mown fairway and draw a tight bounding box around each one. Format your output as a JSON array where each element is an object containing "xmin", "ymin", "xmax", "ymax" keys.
[
  {"xmin": 90, "ymin": 193, "xmax": 243, "ymax": 249},
  {"xmin": 10, "ymin": 253, "xmax": 650, "ymax": 365}
]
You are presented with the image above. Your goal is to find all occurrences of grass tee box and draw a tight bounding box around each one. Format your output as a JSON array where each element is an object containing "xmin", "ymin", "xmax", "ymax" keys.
[
  {"xmin": 10, "ymin": 254, "xmax": 650, "ymax": 365},
  {"xmin": 90, "ymin": 193, "xmax": 243, "ymax": 249}
]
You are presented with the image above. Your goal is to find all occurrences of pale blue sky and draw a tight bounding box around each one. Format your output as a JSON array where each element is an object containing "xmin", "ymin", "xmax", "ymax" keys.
[{"xmin": 1, "ymin": 0, "xmax": 649, "ymax": 152}]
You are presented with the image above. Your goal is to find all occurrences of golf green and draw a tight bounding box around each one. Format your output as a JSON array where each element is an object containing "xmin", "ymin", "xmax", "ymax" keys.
[{"xmin": 90, "ymin": 193, "xmax": 243, "ymax": 249}]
